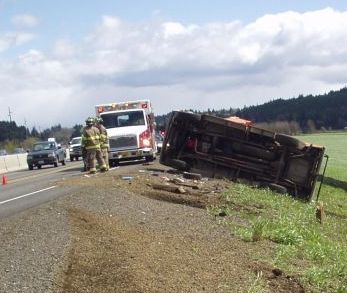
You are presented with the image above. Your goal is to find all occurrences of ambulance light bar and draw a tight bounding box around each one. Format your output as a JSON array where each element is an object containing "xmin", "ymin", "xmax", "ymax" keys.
[{"xmin": 96, "ymin": 100, "xmax": 150, "ymax": 114}]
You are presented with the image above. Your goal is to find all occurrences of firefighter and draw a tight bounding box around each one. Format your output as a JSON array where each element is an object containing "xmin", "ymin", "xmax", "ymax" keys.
[
  {"xmin": 95, "ymin": 116, "xmax": 110, "ymax": 170},
  {"xmin": 81, "ymin": 117, "xmax": 107, "ymax": 174}
]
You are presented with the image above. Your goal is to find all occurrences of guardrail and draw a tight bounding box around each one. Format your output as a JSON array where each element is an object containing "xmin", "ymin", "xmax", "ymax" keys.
[{"xmin": 0, "ymin": 154, "xmax": 28, "ymax": 173}]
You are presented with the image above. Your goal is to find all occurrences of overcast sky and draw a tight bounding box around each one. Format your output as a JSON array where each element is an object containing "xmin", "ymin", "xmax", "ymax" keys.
[{"xmin": 1, "ymin": 0, "xmax": 347, "ymax": 129}]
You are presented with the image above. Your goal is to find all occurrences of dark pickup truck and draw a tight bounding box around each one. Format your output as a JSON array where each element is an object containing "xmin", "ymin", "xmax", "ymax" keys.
[
  {"xmin": 27, "ymin": 141, "xmax": 66, "ymax": 170},
  {"xmin": 160, "ymin": 111, "xmax": 326, "ymax": 201}
]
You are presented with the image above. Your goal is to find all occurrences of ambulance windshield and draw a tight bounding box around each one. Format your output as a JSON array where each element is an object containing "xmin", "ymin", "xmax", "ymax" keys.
[{"xmin": 101, "ymin": 110, "xmax": 145, "ymax": 129}]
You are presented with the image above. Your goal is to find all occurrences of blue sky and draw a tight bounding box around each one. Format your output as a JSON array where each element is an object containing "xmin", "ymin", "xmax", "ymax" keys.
[{"xmin": 1, "ymin": 0, "xmax": 347, "ymax": 128}]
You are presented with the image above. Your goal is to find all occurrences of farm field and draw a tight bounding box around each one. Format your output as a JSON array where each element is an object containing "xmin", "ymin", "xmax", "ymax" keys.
[{"xmin": 211, "ymin": 132, "xmax": 347, "ymax": 292}]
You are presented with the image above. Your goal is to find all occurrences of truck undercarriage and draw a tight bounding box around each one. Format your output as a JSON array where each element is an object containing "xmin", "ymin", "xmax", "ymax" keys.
[{"xmin": 160, "ymin": 111, "xmax": 326, "ymax": 201}]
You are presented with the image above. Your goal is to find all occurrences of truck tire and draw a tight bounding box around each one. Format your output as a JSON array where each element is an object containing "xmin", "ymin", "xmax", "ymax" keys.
[
  {"xmin": 28, "ymin": 164, "xmax": 33, "ymax": 170},
  {"xmin": 70, "ymin": 156, "xmax": 74, "ymax": 161},
  {"xmin": 268, "ymin": 183, "xmax": 287, "ymax": 194},
  {"xmin": 174, "ymin": 112, "xmax": 201, "ymax": 123},
  {"xmin": 168, "ymin": 159, "xmax": 189, "ymax": 171},
  {"xmin": 275, "ymin": 134, "xmax": 306, "ymax": 150},
  {"xmin": 37, "ymin": 165, "xmax": 42, "ymax": 169}
]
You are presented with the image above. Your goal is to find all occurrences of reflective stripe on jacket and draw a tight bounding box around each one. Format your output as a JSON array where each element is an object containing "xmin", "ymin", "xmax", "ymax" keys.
[
  {"xmin": 81, "ymin": 126, "xmax": 101, "ymax": 150},
  {"xmin": 98, "ymin": 124, "xmax": 110, "ymax": 149}
]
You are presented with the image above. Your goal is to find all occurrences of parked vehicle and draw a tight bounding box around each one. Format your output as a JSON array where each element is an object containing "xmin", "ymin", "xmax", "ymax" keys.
[
  {"xmin": 13, "ymin": 147, "xmax": 26, "ymax": 154},
  {"xmin": 160, "ymin": 111, "xmax": 326, "ymax": 201},
  {"xmin": 69, "ymin": 136, "xmax": 82, "ymax": 161},
  {"xmin": 95, "ymin": 100, "xmax": 157, "ymax": 166},
  {"xmin": 0, "ymin": 149, "xmax": 7, "ymax": 156},
  {"xmin": 155, "ymin": 132, "xmax": 164, "ymax": 153},
  {"xmin": 27, "ymin": 139, "xmax": 66, "ymax": 170}
]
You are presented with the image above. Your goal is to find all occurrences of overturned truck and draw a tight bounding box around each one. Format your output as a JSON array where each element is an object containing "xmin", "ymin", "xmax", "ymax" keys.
[{"xmin": 160, "ymin": 111, "xmax": 326, "ymax": 201}]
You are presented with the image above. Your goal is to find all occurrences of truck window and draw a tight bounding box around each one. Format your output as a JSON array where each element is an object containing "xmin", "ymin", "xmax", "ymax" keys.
[
  {"xmin": 33, "ymin": 142, "xmax": 55, "ymax": 151},
  {"xmin": 70, "ymin": 138, "xmax": 81, "ymax": 144},
  {"xmin": 101, "ymin": 110, "xmax": 146, "ymax": 128}
]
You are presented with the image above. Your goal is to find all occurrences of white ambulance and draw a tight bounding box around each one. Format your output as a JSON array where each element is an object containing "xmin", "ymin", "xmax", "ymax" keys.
[{"xmin": 95, "ymin": 100, "xmax": 157, "ymax": 166}]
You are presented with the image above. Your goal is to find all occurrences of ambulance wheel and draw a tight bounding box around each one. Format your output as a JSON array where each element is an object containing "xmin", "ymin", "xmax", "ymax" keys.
[
  {"xmin": 110, "ymin": 160, "xmax": 119, "ymax": 167},
  {"xmin": 146, "ymin": 155, "xmax": 154, "ymax": 162}
]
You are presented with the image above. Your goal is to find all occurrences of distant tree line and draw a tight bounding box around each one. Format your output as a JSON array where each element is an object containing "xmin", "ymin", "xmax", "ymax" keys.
[
  {"xmin": 156, "ymin": 88, "xmax": 347, "ymax": 134},
  {"xmin": 0, "ymin": 121, "xmax": 27, "ymax": 141},
  {"xmin": 2, "ymin": 87, "xmax": 347, "ymax": 150},
  {"xmin": 0, "ymin": 121, "xmax": 83, "ymax": 152},
  {"xmin": 236, "ymin": 87, "xmax": 347, "ymax": 132}
]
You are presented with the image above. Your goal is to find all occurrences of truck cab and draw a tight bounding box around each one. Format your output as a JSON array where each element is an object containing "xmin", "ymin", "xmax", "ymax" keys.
[
  {"xmin": 96, "ymin": 100, "xmax": 157, "ymax": 166},
  {"xmin": 68, "ymin": 136, "xmax": 82, "ymax": 161}
]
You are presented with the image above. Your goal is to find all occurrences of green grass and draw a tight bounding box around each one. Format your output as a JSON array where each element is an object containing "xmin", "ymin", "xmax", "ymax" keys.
[
  {"xmin": 210, "ymin": 132, "xmax": 347, "ymax": 292},
  {"xmin": 299, "ymin": 132, "xmax": 347, "ymax": 219}
]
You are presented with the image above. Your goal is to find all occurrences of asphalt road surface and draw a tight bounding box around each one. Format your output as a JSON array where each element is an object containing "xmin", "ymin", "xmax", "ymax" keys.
[
  {"xmin": 0, "ymin": 159, "xmax": 147, "ymax": 219},
  {"xmin": 0, "ymin": 161, "xmax": 85, "ymax": 219}
]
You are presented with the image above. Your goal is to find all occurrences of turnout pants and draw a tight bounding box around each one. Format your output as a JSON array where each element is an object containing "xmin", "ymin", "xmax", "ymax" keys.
[
  {"xmin": 101, "ymin": 148, "xmax": 109, "ymax": 169},
  {"xmin": 87, "ymin": 148, "xmax": 107, "ymax": 173}
]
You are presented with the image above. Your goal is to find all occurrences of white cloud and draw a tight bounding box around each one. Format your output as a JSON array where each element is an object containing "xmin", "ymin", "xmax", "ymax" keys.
[
  {"xmin": 11, "ymin": 14, "xmax": 39, "ymax": 28},
  {"xmin": 2, "ymin": 8, "xmax": 347, "ymax": 128},
  {"xmin": 0, "ymin": 32, "xmax": 35, "ymax": 52},
  {"xmin": 53, "ymin": 40, "xmax": 77, "ymax": 58}
]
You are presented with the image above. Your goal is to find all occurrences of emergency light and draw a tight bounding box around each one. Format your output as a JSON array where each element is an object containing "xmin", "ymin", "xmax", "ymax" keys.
[{"xmin": 95, "ymin": 100, "xmax": 152, "ymax": 115}]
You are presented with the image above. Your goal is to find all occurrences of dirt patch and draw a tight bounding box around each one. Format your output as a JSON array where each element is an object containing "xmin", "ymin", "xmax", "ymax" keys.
[
  {"xmin": 250, "ymin": 262, "xmax": 306, "ymax": 293},
  {"xmin": 59, "ymin": 207, "xmax": 254, "ymax": 292},
  {"xmin": 61, "ymin": 208, "xmax": 141, "ymax": 293}
]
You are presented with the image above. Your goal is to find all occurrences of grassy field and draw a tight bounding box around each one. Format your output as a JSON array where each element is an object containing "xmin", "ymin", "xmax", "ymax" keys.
[{"xmin": 211, "ymin": 132, "xmax": 347, "ymax": 292}]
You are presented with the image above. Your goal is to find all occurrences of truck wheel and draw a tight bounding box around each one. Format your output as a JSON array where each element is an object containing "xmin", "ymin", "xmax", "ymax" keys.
[
  {"xmin": 70, "ymin": 156, "xmax": 74, "ymax": 161},
  {"xmin": 76, "ymin": 157, "xmax": 79, "ymax": 161},
  {"xmin": 174, "ymin": 112, "xmax": 201, "ymax": 123},
  {"xmin": 168, "ymin": 159, "xmax": 189, "ymax": 171},
  {"xmin": 268, "ymin": 183, "xmax": 287, "ymax": 194},
  {"xmin": 275, "ymin": 134, "xmax": 306, "ymax": 150},
  {"xmin": 28, "ymin": 165, "xmax": 33, "ymax": 170},
  {"xmin": 37, "ymin": 165, "xmax": 42, "ymax": 169}
]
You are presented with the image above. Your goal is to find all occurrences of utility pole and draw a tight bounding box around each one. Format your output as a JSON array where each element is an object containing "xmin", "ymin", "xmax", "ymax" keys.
[
  {"xmin": 24, "ymin": 118, "xmax": 28, "ymax": 139},
  {"xmin": 8, "ymin": 107, "xmax": 13, "ymax": 122},
  {"xmin": 8, "ymin": 107, "xmax": 13, "ymax": 141}
]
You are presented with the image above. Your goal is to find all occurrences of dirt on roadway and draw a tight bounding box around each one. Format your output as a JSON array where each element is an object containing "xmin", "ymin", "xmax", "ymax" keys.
[{"xmin": 0, "ymin": 162, "xmax": 306, "ymax": 293}]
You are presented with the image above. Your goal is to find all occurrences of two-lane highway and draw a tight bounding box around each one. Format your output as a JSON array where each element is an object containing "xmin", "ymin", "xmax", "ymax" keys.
[{"xmin": 0, "ymin": 161, "xmax": 85, "ymax": 219}]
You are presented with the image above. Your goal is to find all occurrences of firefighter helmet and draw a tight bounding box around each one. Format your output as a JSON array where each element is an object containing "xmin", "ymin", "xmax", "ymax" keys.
[
  {"xmin": 96, "ymin": 116, "xmax": 104, "ymax": 124},
  {"xmin": 85, "ymin": 117, "xmax": 94, "ymax": 126}
]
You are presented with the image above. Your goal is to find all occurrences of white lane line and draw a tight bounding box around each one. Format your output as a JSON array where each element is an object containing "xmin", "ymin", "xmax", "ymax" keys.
[{"xmin": 0, "ymin": 186, "xmax": 57, "ymax": 205}]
